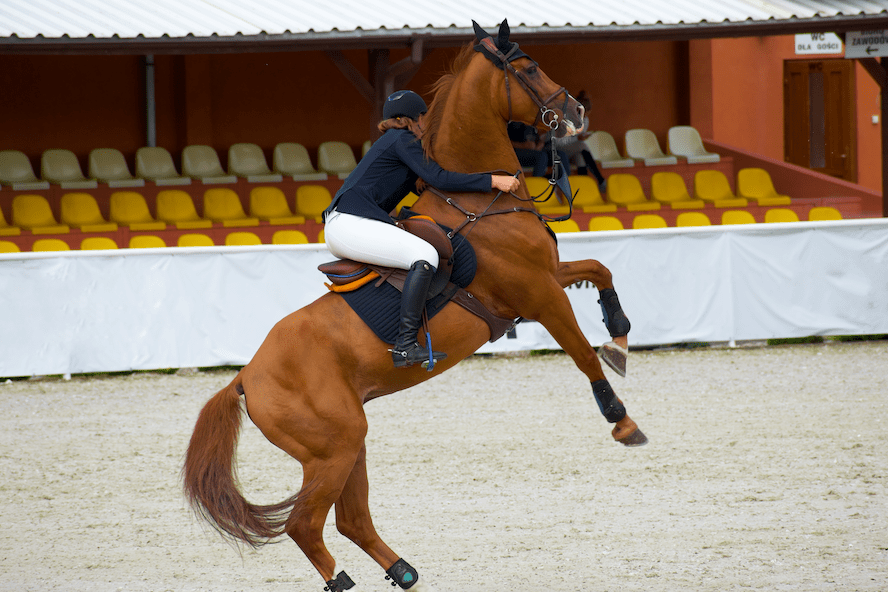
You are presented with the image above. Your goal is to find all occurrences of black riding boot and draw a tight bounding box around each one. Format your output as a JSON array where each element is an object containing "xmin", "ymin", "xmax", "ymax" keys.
[{"xmin": 391, "ymin": 260, "xmax": 447, "ymax": 369}]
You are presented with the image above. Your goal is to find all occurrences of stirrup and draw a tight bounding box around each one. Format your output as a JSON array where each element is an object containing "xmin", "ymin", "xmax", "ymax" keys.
[{"xmin": 390, "ymin": 341, "xmax": 447, "ymax": 371}]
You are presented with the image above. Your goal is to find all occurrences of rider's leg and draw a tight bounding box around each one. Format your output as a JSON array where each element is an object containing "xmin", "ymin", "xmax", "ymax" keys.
[{"xmin": 391, "ymin": 260, "xmax": 448, "ymax": 369}]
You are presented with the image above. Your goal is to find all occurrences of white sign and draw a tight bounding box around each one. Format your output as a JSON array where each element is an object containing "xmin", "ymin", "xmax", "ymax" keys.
[
  {"xmin": 845, "ymin": 30, "xmax": 888, "ymax": 58},
  {"xmin": 795, "ymin": 33, "xmax": 843, "ymax": 55}
]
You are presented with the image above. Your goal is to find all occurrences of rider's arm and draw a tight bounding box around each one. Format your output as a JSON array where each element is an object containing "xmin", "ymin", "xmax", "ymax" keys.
[{"xmin": 394, "ymin": 132, "xmax": 493, "ymax": 193}]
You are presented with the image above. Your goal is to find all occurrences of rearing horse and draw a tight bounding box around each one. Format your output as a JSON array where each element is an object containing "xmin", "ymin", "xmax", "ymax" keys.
[{"xmin": 184, "ymin": 20, "xmax": 646, "ymax": 592}]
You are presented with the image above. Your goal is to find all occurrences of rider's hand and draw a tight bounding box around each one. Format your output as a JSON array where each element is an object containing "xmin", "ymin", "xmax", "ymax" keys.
[{"xmin": 492, "ymin": 175, "xmax": 520, "ymax": 194}]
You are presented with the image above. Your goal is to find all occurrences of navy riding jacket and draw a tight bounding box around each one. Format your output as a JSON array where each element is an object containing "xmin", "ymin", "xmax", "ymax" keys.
[{"xmin": 324, "ymin": 128, "xmax": 492, "ymax": 224}]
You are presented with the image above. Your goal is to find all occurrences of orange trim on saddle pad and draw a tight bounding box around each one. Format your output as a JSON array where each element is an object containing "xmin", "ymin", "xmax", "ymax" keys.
[{"xmin": 325, "ymin": 271, "xmax": 381, "ymax": 293}]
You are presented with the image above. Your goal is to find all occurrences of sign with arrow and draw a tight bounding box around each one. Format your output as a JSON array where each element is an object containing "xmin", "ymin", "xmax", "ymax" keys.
[{"xmin": 846, "ymin": 30, "xmax": 888, "ymax": 58}]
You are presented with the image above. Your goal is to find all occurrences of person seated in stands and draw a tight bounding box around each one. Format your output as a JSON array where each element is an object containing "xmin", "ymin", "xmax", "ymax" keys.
[
  {"xmin": 552, "ymin": 90, "xmax": 607, "ymax": 192},
  {"xmin": 507, "ymin": 121, "xmax": 568, "ymax": 179}
]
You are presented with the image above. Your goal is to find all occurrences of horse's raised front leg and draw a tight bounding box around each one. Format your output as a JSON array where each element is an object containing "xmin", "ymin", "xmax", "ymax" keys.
[{"xmin": 555, "ymin": 259, "xmax": 631, "ymax": 377}]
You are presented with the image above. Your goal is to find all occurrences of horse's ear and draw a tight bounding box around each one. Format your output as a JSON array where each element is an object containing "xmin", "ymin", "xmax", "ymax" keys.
[
  {"xmin": 497, "ymin": 19, "xmax": 510, "ymax": 48},
  {"xmin": 472, "ymin": 20, "xmax": 490, "ymax": 42}
]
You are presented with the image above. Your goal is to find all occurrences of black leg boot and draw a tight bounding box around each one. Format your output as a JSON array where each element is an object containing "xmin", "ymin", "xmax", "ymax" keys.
[{"xmin": 391, "ymin": 260, "xmax": 447, "ymax": 369}]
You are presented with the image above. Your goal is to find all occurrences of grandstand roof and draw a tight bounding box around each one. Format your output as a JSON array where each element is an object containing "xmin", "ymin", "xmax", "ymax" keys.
[{"xmin": 2, "ymin": 0, "xmax": 888, "ymax": 54}]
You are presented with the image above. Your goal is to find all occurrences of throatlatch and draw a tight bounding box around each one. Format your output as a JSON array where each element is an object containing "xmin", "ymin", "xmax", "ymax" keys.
[
  {"xmin": 591, "ymin": 379, "xmax": 627, "ymax": 424},
  {"xmin": 324, "ymin": 571, "xmax": 356, "ymax": 592},
  {"xmin": 598, "ymin": 288, "xmax": 630, "ymax": 338},
  {"xmin": 385, "ymin": 558, "xmax": 419, "ymax": 589}
]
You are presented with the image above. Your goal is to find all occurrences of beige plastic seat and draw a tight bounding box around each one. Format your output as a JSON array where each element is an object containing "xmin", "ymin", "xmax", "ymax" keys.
[
  {"xmin": 764, "ymin": 208, "xmax": 800, "ymax": 223},
  {"xmin": 317, "ymin": 141, "xmax": 357, "ymax": 179},
  {"xmin": 228, "ymin": 143, "xmax": 283, "ymax": 183},
  {"xmin": 156, "ymin": 190, "xmax": 212, "ymax": 229},
  {"xmin": 12, "ymin": 194, "xmax": 70, "ymax": 234},
  {"xmin": 568, "ymin": 176, "xmax": 617, "ymax": 213},
  {"xmin": 89, "ymin": 148, "xmax": 145, "ymax": 188},
  {"xmin": 109, "ymin": 192, "xmax": 166, "ymax": 231},
  {"xmin": 736, "ymin": 168, "xmax": 792, "ymax": 206},
  {"xmin": 606, "ymin": 174, "xmax": 661, "ymax": 211},
  {"xmin": 808, "ymin": 206, "xmax": 843, "ymax": 221},
  {"xmin": 632, "ymin": 214, "xmax": 668, "ymax": 229},
  {"xmin": 177, "ymin": 233, "xmax": 215, "ymax": 247},
  {"xmin": 0, "ymin": 240, "xmax": 21, "ymax": 253},
  {"xmin": 624, "ymin": 129, "xmax": 678, "ymax": 166},
  {"xmin": 181, "ymin": 145, "xmax": 236, "ymax": 184},
  {"xmin": 362, "ymin": 140, "xmax": 372, "ymax": 157},
  {"xmin": 80, "ymin": 236, "xmax": 119, "ymax": 250},
  {"xmin": 272, "ymin": 143, "xmax": 328, "ymax": 181},
  {"xmin": 0, "ymin": 150, "xmax": 49, "ymax": 190},
  {"xmin": 667, "ymin": 126, "xmax": 721, "ymax": 164},
  {"xmin": 203, "ymin": 188, "xmax": 259, "ymax": 227},
  {"xmin": 135, "ymin": 147, "xmax": 191, "ymax": 186},
  {"xmin": 60, "ymin": 193, "xmax": 118, "ymax": 232},
  {"xmin": 249, "ymin": 187, "xmax": 305, "ymax": 225},
  {"xmin": 32, "ymin": 238, "xmax": 71, "ymax": 252},
  {"xmin": 224, "ymin": 231, "xmax": 262, "ymax": 246},
  {"xmin": 295, "ymin": 185, "xmax": 333, "ymax": 222},
  {"xmin": 675, "ymin": 212, "xmax": 712, "ymax": 227},
  {"xmin": 721, "ymin": 210, "xmax": 757, "ymax": 225},
  {"xmin": 650, "ymin": 172, "xmax": 705, "ymax": 209},
  {"xmin": 589, "ymin": 216, "xmax": 624, "ymax": 231},
  {"xmin": 129, "ymin": 235, "xmax": 167, "ymax": 249},
  {"xmin": 694, "ymin": 170, "xmax": 748, "ymax": 208},
  {"xmin": 547, "ymin": 219, "xmax": 581, "ymax": 233},
  {"xmin": 41, "ymin": 149, "xmax": 98, "ymax": 189},
  {"xmin": 272, "ymin": 229, "xmax": 309, "ymax": 244},
  {"xmin": 584, "ymin": 132, "xmax": 634, "ymax": 169},
  {"xmin": 0, "ymin": 205, "xmax": 21, "ymax": 237}
]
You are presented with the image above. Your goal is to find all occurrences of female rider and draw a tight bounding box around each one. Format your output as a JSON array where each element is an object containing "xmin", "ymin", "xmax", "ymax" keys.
[{"xmin": 323, "ymin": 90, "xmax": 520, "ymax": 369}]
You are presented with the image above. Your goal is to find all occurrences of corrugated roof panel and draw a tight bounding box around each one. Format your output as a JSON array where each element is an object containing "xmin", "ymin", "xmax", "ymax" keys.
[{"xmin": 1, "ymin": 0, "xmax": 886, "ymax": 40}]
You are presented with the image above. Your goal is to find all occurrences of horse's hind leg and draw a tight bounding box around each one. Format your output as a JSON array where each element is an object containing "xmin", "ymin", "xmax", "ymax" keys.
[{"xmin": 334, "ymin": 445, "xmax": 436, "ymax": 590}]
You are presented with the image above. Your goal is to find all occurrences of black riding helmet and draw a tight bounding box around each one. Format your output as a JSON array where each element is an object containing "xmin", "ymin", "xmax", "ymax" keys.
[{"xmin": 383, "ymin": 90, "xmax": 427, "ymax": 121}]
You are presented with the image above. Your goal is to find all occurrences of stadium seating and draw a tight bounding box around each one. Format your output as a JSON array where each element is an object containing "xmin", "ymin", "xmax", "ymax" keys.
[
  {"xmin": 249, "ymin": 186, "xmax": 305, "ymax": 225},
  {"xmin": 527, "ymin": 177, "xmax": 570, "ymax": 215},
  {"xmin": 178, "ymin": 233, "xmax": 215, "ymax": 247},
  {"xmin": 60, "ymin": 193, "xmax": 118, "ymax": 232},
  {"xmin": 181, "ymin": 145, "xmax": 236, "ymax": 184},
  {"xmin": 395, "ymin": 192, "xmax": 420, "ymax": 215},
  {"xmin": 272, "ymin": 229, "xmax": 309, "ymax": 244},
  {"xmin": 135, "ymin": 147, "xmax": 191, "ymax": 185},
  {"xmin": 317, "ymin": 141, "xmax": 357, "ymax": 179},
  {"xmin": 225, "ymin": 231, "xmax": 262, "ymax": 246},
  {"xmin": 272, "ymin": 143, "xmax": 328, "ymax": 181},
  {"xmin": 362, "ymin": 140, "xmax": 372, "ymax": 157},
  {"xmin": 156, "ymin": 190, "xmax": 212, "ymax": 229},
  {"xmin": 650, "ymin": 172, "xmax": 705, "ymax": 209},
  {"xmin": 736, "ymin": 168, "xmax": 792, "ymax": 206},
  {"xmin": 32, "ymin": 238, "xmax": 71, "ymax": 251},
  {"xmin": 41, "ymin": 149, "xmax": 97, "ymax": 189},
  {"xmin": 129, "ymin": 235, "xmax": 167, "ymax": 249},
  {"xmin": 624, "ymin": 129, "xmax": 677, "ymax": 166},
  {"xmin": 721, "ymin": 210, "xmax": 756, "ymax": 225},
  {"xmin": 203, "ymin": 188, "xmax": 260, "ymax": 227},
  {"xmin": 569, "ymin": 176, "xmax": 617, "ymax": 213},
  {"xmin": 632, "ymin": 214, "xmax": 668, "ymax": 229},
  {"xmin": 0, "ymin": 149, "xmax": 49, "ymax": 190},
  {"xmin": 80, "ymin": 236, "xmax": 119, "ymax": 250},
  {"xmin": 667, "ymin": 126, "xmax": 720, "ymax": 164},
  {"xmin": 228, "ymin": 143, "xmax": 283, "ymax": 183},
  {"xmin": 88, "ymin": 148, "xmax": 144, "ymax": 187},
  {"xmin": 109, "ymin": 192, "xmax": 166, "ymax": 231},
  {"xmin": 589, "ymin": 216, "xmax": 624, "ymax": 231},
  {"xmin": 694, "ymin": 170, "xmax": 748, "ymax": 207},
  {"xmin": 675, "ymin": 212, "xmax": 712, "ymax": 227},
  {"xmin": 296, "ymin": 184, "xmax": 333, "ymax": 222},
  {"xmin": 606, "ymin": 174, "xmax": 661, "ymax": 210},
  {"xmin": 584, "ymin": 132, "xmax": 633, "ymax": 169},
  {"xmin": 12, "ymin": 194, "xmax": 70, "ymax": 234},
  {"xmin": 764, "ymin": 208, "xmax": 799, "ymax": 223},
  {"xmin": 0, "ymin": 240, "xmax": 20, "ymax": 253},
  {"xmin": 0, "ymin": 206, "xmax": 21, "ymax": 236},
  {"xmin": 808, "ymin": 206, "xmax": 842, "ymax": 221},
  {"xmin": 547, "ymin": 219, "xmax": 581, "ymax": 233}
]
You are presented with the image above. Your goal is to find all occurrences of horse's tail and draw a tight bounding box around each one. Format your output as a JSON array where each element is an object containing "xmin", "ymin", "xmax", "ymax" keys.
[{"xmin": 182, "ymin": 379, "xmax": 298, "ymax": 547}]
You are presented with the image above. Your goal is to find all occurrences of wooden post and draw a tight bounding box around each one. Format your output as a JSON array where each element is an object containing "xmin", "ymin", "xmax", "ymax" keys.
[{"xmin": 858, "ymin": 57, "xmax": 888, "ymax": 217}]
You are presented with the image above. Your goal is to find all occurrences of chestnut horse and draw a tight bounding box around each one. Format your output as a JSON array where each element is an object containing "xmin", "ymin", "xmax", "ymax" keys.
[{"xmin": 184, "ymin": 21, "xmax": 646, "ymax": 592}]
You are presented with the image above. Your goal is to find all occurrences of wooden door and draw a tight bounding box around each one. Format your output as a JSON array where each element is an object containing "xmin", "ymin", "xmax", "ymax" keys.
[{"xmin": 784, "ymin": 59, "xmax": 857, "ymax": 182}]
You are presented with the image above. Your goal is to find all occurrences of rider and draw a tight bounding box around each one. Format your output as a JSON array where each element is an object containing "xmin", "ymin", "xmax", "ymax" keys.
[{"xmin": 323, "ymin": 90, "xmax": 520, "ymax": 369}]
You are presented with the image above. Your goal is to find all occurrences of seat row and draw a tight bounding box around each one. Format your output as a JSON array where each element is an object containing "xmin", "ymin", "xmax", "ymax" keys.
[
  {"xmin": 0, "ymin": 141, "xmax": 367, "ymax": 190},
  {"xmin": 528, "ymin": 168, "xmax": 793, "ymax": 216},
  {"xmin": 586, "ymin": 126, "xmax": 719, "ymax": 168},
  {"xmin": 0, "ymin": 230, "xmax": 315, "ymax": 253}
]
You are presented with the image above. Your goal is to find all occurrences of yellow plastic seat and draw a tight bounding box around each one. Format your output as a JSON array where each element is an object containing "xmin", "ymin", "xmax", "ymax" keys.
[
  {"xmin": 60, "ymin": 193, "xmax": 118, "ymax": 232},
  {"xmin": 736, "ymin": 168, "xmax": 792, "ymax": 206},
  {"xmin": 272, "ymin": 143, "xmax": 328, "ymax": 181},
  {"xmin": 80, "ymin": 236, "xmax": 119, "ymax": 250},
  {"xmin": 547, "ymin": 219, "xmax": 581, "ymax": 233},
  {"xmin": 109, "ymin": 191, "xmax": 166, "ymax": 231},
  {"xmin": 650, "ymin": 172, "xmax": 705, "ymax": 209},
  {"xmin": 526, "ymin": 177, "xmax": 570, "ymax": 214},
  {"xmin": 589, "ymin": 216, "xmax": 624, "ymax": 231},
  {"xmin": 135, "ymin": 147, "xmax": 191, "ymax": 185},
  {"xmin": 203, "ymin": 188, "xmax": 259, "ymax": 227},
  {"xmin": 32, "ymin": 238, "xmax": 71, "ymax": 251},
  {"xmin": 178, "ymin": 233, "xmax": 215, "ymax": 247},
  {"xmin": 228, "ymin": 143, "xmax": 282, "ymax": 183},
  {"xmin": 624, "ymin": 129, "xmax": 678, "ymax": 166},
  {"xmin": 316, "ymin": 229, "xmax": 325, "ymax": 243},
  {"xmin": 569, "ymin": 176, "xmax": 617, "ymax": 213},
  {"xmin": 606, "ymin": 174, "xmax": 661, "ymax": 211},
  {"xmin": 584, "ymin": 132, "xmax": 633, "ymax": 168},
  {"xmin": 721, "ymin": 210, "xmax": 757, "ymax": 225},
  {"xmin": 225, "ymin": 231, "xmax": 262, "ymax": 246},
  {"xmin": 667, "ymin": 126, "xmax": 720, "ymax": 164},
  {"xmin": 181, "ymin": 145, "xmax": 236, "ymax": 184},
  {"xmin": 0, "ymin": 205, "xmax": 21, "ymax": 237},
  {"xmin": 675, "ymin": 212, "xmax": 711, "ymax": 227},
  {"xmin": 808, "ymin": 206, "xmax": 842, "ymax": 221},
  {"xmin": 129, "ymin": 235, "xmax": 167, "ymax": 249},
  {"xmin": 89, "ymin": 148, "xmax": 144, "ymax": 187},
  {"xmin": 156, "ymin": 190, "xmax": 212, "ymax": 229},
  {"xmin": 0, "ymin": 149, "xmax": 49, "ymax": 190},
  {"xmin": 317, "ymin": 141, "xmax": 357, "ymax": 179},
  {"xmin": 296, "ymin": 185, "xmax": 333, "ymax": 222},
  {"xmin": 0, "ymin": 240, "xmax": 21, "ymax": 253},
  {"xmin": 249, "ymin": 186, "xmax": 305, "ymax": 225},
  {"xmin": 764, "ymin": 208, "xmax": 799, "ymax": 223},
  {"xmin": 12, "ymin": 194, "xmax": 70, "ymax": 234},
  {"xmin": 694, "ymin": 170, "xmax": 749, "ymax": 208},
  {"xmin": 395, "ymin": 192, "xmax": 420, "ymax": 215},
  {"xmin": 272, "ymin": 229, "xmax": 309, "ymax": 244},
  {"xmin": 632, "ymin": 214, "xmax": 668, "ymax": 229},
  {"xmin": 41, "ymin": 149, "xmax": 97, "ymax": 189}
]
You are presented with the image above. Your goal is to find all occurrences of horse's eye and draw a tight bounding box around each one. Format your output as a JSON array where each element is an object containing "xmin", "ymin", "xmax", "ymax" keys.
[{"xmin": 526, "ymin": 66, "xmax": 538, "ymax": 76}]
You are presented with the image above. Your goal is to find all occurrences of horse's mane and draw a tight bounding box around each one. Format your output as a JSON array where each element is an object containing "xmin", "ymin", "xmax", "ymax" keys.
[{"xmin": 422, "ymin": 43, "xmax": 476, "ymax": 161}]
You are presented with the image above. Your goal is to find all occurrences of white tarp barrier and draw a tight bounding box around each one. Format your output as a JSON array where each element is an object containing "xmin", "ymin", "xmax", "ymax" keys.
[{"xmin": 2, "ymin": 219, "xmax": 887, "ymax": 377}]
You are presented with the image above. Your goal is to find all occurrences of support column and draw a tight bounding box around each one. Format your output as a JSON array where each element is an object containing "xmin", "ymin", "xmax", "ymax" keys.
[{"xmin": 857, "ymin": 57, "xmax": 888, "ymax": 217}]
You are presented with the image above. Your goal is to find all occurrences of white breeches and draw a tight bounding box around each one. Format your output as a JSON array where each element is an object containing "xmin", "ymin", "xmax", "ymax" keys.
[{"xmin": 324, "ymin": 210, "xmax": 439, "ymax": 270}]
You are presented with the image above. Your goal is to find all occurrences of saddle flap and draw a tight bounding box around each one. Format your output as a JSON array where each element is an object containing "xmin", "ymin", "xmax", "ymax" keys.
[
  {"xmin": 396, "ymin": 216, "xmax": 453, "ymax": 262},
  {"xmin": 318, "ymin": 259, "xmax": 375, "ymax": 286}
]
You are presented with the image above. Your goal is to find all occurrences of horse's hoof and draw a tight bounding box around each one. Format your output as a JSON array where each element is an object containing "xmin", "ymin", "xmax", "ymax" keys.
[
  {"xmin": 599, "ymin": 341, "xmax": 627, "ymax": 377},
  {"xmin": 615, "ymin": 427, "xmax": 648, "ymax": 447}
]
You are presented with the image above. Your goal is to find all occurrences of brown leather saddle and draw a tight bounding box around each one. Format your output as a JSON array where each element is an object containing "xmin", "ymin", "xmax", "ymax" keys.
[{"xmin": 318, "ymin": 216, "xmax": 516, "ymax": 342}]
